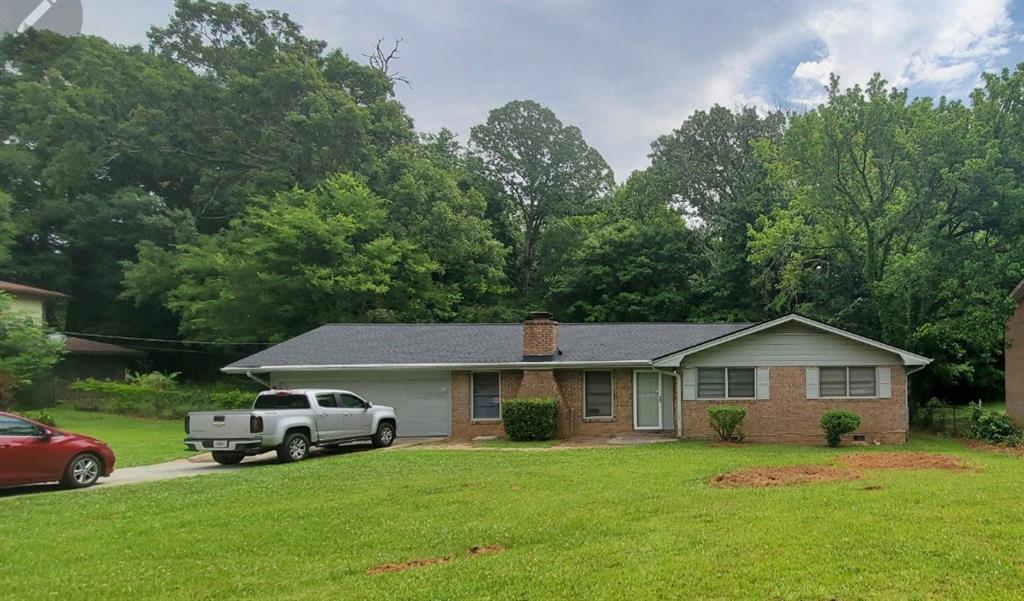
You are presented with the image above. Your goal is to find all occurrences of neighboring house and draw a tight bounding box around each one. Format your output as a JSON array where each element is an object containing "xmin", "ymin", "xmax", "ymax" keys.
[
  {"xmin": 1007, "ymin": 279, "xmax": 1024, "ymax": 427},
  {"xmin": 0, "ymin": 280, "xmax": 142, "ymax": 392},
  {"xmin": 224, "ymin": 312, "xmax": 931, "ymax": 444},
  {"xmin": 55, "ymin": 336, "xmax": 142, "ymax": 384},
  {"xmin": 0, "ymin": 279, "xmax": 65, "ymax": 324}
]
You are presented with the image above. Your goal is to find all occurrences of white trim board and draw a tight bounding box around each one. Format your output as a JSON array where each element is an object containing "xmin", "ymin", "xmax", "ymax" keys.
[{"xmin": 652, "ymin": 314, "xmax": 931, "ymax": 368}]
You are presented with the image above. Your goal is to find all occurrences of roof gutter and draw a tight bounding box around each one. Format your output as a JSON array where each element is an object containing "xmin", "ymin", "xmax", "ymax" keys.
[{"xmin": 222, "ymin": 359, "xmax": 652, "ymax": 374}]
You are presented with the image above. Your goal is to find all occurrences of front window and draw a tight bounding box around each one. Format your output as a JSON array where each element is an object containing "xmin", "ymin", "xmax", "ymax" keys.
[
  {"xmin": 819, "ymin": 367, "xmax": 876, "ymax": 397},
  {"xmin": 584, "ymin": 371, "xmax": 613, "ymax": 418},
  {"xmin": 471, "ymin": 372, "xmax": 501, "ymax": 420},
  {"xmin": 698, "ymin": 368, "xmax": 755, "ymax": 399}
]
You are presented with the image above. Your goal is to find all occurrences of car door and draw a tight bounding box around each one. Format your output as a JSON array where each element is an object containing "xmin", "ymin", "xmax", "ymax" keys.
[
  {"xmin": 337, "ymin": 393, "xmax": 372, "ymax": 437},
  {"xmin": 313, "ymin": 393, "xmax": 345, "ymax": 441},
  {"xmin": 0, "ymin": 415, "xmax": 52, "ymax": 486}
]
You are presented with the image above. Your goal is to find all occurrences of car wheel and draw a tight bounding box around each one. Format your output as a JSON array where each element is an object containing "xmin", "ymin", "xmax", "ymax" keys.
[
  {"xmin": 61, "ymin": 453, "xmax": 102, "ymax": 489},
  {"xmin": 211, "ymin": 451, "xmax": 245, "ymax": 465},
  {"xmin": 277, "ymin": 431, "xmax": 310, "ymax": 463},
  {"xmin": 372, "ymin": 422, "xmax": 396, "ymax": 448}
]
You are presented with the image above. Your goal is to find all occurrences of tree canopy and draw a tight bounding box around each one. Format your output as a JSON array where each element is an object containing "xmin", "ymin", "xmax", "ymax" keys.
[{"xmin": 2, "ymin": 0, "xmax": 1023, "ymax": 404}]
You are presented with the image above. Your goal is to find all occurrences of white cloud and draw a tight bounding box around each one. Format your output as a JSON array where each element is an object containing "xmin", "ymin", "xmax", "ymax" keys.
[{"xmin": 790, "ymin": 0, "xmax": 1014, "ymax": 102}]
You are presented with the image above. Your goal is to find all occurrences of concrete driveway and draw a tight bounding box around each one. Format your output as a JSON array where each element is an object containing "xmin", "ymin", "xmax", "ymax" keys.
[{"xmin": 0, "ymin": 437, "xmax": 442, "ymax": 497}]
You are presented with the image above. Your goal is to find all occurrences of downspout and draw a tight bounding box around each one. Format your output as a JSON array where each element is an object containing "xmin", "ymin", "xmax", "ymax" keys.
[{"xmin": 245, "ymin": 370, "xmax": 271, "ymax": 388}]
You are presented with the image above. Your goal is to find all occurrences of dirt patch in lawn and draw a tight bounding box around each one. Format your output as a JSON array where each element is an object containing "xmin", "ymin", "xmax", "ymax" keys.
[
  {"xmin": 838, "ymin": 452, "xmax": 970, "ymax": 470},
  {"xmin": 470, "ymin": 544, "xmax": 505, "ymax": 556},
  {"xmin": 366, "ymin": 557, "xmax": 449, "ymax": 575},
  {"xmin": 710, "ymin": 465, "xmax": 863, "ymax": 488}
]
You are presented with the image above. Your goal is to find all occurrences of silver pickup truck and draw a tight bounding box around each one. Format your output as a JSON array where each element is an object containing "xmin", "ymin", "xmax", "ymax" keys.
[{"xmin": 184, "ymin": 389, "xmax": 398, "ymax": 465}]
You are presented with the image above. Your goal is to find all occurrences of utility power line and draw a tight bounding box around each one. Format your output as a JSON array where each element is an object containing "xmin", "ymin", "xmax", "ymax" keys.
[{"xmin": 59, "ymin": 331, "xmax": 273, "ymax": 347}]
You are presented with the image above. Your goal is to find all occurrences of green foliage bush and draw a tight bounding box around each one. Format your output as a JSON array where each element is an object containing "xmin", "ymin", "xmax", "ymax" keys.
[
  {"xmin": 708, "ymin": 406, "xmax": 747, "ymax": 442},
  {"xmin": 69, "ymin": 377, "xmax": 255, "ymax": 419},
  {"xmin": 968, "ymin": 402, "xmax": 1023, "ymax": 446},
  {"xmin": 502, "ymin": 397, "xmax": 559, "ymax": 441},
  {"xmin": 20, "ymin": 409, "xmax": 56, "ymax": 427},
  {"xmin": 820, "ymin": 410, "xmax": 861, "ymax": 447}
]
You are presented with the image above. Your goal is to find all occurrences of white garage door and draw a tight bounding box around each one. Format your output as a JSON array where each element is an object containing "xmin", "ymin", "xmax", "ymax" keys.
[{"xmin": 269, "ymin": 370, "xmax": 451, "ymax": 437}]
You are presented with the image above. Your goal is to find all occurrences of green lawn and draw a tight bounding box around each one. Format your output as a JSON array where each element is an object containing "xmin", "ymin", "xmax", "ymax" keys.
[
  {"xmin": 1, "ymin": 436, "xmax": 1023, "ymax": 600},
  {"xmin": 49, "ymin": 406, "xmax": 195, "ymax": 468}
]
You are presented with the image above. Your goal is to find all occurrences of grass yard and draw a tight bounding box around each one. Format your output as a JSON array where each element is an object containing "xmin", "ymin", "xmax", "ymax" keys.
[
  {"xmin": 1, "ymin": 436, "xmax": 1023, "ymax": 600},
  {"xmin": 48, "ymin": 406, "xmax": 194, "ymax": 467}
]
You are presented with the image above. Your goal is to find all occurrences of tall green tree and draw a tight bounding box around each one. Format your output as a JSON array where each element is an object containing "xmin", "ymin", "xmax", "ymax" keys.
[
  {"xmin": 125, "ymin": 175, "xmax": 450, "ymax": 342},
  {"xmin": 647, "ymin": 105, "xmax": 786, "ymax": 319},
  {"xmin": 750, "ymin": 73, "xmax": 1024, "ymax": 399},
  {"xmin": 546, "ymin": 217, "xmax": 708, "ymax": 322},
  {"xmin": 0, "ymin": 0, "xmax": 414, "ymax": 345},
  {"xmin": 470, "ymin": 100, "xmax": 614, "ymax": 296},
  {"xmin": 372, "ymin": 146, "xmax": 510, "ymax": 320}
]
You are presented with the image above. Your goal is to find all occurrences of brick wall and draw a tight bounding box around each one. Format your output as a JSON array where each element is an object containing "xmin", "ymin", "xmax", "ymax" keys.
[
  {"xmin": 451, "ymin": 370, "xmax": 522, "ymax": 439},
  {"xmin": 681, "ymin": 366, "xmax": 908, "ymax": 444},
  {"xmin": 451, "ymin": 368, "xmax": 652, "ymax": 440},
  {"xmin": 1007, "ymin": 299, "xmax": 1024, "ymax": 426}
]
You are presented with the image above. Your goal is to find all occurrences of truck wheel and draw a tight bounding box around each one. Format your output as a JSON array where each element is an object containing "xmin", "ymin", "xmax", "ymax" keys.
[
  {"xmin": 61, "ymin": 453, "xmax": 102, "ymax": 489},
  {"xmin": 372, "ymin": 422, "xmax": 396, "ymax": 448},
  {"xmin": 278, "ymin": 431, "xmax": 310, "ymax": 463},
  {"xmin": 211, "ymin": 451, "xmax": 245, "ymax": 465}
]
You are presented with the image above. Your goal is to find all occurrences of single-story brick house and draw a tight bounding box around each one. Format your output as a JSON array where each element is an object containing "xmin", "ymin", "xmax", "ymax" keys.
[
  {"xmin": 224, "ymin": 313, "xmax": 930, "ymax": 443},
  {"xmin": 1006, "ymin": 279, "xmax": 1024, "ymax": 427}
]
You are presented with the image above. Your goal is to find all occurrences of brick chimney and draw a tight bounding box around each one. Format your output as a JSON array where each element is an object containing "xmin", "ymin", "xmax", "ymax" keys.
[{"xmin": 522, "ymin": 311, "xmax": 559, "ymax": 361}]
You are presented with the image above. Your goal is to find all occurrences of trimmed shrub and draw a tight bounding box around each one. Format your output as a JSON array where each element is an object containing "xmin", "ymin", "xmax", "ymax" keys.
[
  {"xmin": 502, "ymin": 397, "xmax": 559, "ymax": 441},
  {"xmin": 68, "ymin": 379, "xmax": 255, "ymax": 419},
  {"xmin": 968, "ymin": 403, "xmax": 1023, "ymax": 446},
  {"xmin": 820, "ymin": 410, "xmax": 861, "ymax": 447},
  {"xmin": 708, "ymin": 406, "xmax": 747, "ymax": 442}
]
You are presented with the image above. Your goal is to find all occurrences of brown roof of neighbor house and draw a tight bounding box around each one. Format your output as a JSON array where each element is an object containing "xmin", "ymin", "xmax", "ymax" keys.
[
  {"xmin": 63, "ymin": 336, "xmax": 142, "ymax": 355},
  {"xmin": 1012, "ymin": 279, "xmax": 1024, "ymax": 302},
  {"xmin": 0, "ymin": 280, "xmax": 66, "ymax": 299}
]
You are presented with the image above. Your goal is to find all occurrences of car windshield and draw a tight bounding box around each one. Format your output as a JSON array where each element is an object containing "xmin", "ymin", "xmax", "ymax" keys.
[{"xmin": 253, "ymin": 394, "xmax": 310, "ymax": 409}]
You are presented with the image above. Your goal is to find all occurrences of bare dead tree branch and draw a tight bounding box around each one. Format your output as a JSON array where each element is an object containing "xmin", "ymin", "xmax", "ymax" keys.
[{"xmin": 364, "ymin": 37, "xmax": 411, "ymax": 88}]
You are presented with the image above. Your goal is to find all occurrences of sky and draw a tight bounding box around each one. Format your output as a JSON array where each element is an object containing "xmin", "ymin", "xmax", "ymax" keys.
[{"xmin": 77, "ymin": 0, "xmax": 1024, "ymax": 180}]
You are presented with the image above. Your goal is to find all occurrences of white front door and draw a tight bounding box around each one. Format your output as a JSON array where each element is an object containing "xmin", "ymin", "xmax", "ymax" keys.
[{"xmin": 634, "ymin": 371, "xmax": 662, "ymax": 430}]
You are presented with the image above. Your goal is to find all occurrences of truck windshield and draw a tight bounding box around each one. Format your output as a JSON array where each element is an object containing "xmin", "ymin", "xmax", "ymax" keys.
[{"xmin": 253, "ymin": 394, "xmax": 310, "ymax": 409}]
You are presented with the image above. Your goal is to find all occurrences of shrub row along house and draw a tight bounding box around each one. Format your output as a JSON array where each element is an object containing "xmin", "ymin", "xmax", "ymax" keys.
[{"xmin": 225, "ymin": 313, "xmax": 931, "ymax": 443}]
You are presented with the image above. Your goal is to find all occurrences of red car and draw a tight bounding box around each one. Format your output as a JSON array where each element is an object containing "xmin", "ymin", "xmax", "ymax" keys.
[{"xmin": 0, "ymin": 411, "xmax": 116, "ymax": 489}]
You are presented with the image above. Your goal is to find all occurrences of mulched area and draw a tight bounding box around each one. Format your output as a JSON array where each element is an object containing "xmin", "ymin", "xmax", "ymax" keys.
[
  {"xmin": 837, "ymin": 452, "xmax": 970, "ymax": 470},
  {"xmin": 710, "ymin": 451, "xmax": 978, "ymax": 488},
  {"xmin": 710, "ymin": 465, "xmax": 863, "ymax": 488}
]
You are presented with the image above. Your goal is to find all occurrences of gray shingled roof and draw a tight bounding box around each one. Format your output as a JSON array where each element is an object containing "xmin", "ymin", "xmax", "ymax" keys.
[{"xmin": 225, "ymin": 322, "xmax": 754, "ymax": 370}]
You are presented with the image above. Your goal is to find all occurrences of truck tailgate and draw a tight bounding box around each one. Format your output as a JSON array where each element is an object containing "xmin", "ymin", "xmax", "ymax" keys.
[{"xmin": 188, "ymin": 410, "xmax": 253, "ymax": 439}]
